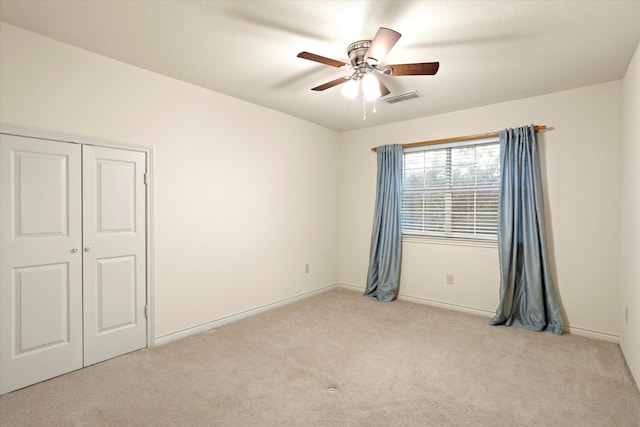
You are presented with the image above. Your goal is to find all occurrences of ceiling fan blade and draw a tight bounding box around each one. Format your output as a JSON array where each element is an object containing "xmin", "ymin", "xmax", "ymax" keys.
[
  {"xmin": 311, "ymin": 76, "xmax": 350, "ymax": 91},
  {"xmin": 378, "ymin": 78, "xmax": 391, "ymax": 97},
  {"xmin": 384, "ymin": 62, "xmax": 440, "ymax": 76},
  {"xmin": 297, "ymin": 52, "xmax": 347, "ymax": 68},
  {"xmin": 365, "ymin": 27, "xmax": 401, "ymax": 63}
]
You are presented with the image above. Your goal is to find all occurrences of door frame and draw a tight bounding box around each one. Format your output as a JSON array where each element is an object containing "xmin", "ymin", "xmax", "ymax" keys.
[{"xmin": 0, "ymin": 123, "xmax": 156, "ymax": 347}]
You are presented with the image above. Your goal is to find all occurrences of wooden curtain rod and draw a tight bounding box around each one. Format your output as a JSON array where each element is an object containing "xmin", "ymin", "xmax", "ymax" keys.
[{"xmin": 370, "ymin": 125, "xmax": 548, "ymax": 152}]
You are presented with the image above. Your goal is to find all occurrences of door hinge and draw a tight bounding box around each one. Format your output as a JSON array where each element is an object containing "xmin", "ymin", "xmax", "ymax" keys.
[
  {"xmin": 144, "ymin": 305, "xmax": 149, "ymax": 318},
  {"xmin": 144, "ymin": 173, "xmax": 149, "ymax": 185}
]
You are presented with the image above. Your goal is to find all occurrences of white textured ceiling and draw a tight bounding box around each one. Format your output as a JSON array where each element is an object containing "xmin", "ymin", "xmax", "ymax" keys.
[{"xmin": 1, "ymin": 0, "xmax": 639, "ymax": 132}]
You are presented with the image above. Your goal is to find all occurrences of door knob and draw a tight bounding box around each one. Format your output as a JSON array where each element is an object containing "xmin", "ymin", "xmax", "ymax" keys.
[
  {"xmin": 71, "ymin": 247, "xmax": 80, "ymax": 253},
  {"xmin": 84, "ymin": 245, "xmax": 93, "ymax": 252}
]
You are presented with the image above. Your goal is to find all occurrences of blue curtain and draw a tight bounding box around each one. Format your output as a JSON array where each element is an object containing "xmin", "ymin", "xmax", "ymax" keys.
[
  {"xmin": 364, "ymin": 144, "xmax": 403, "ymax": 302},
  {"xmin": 490, "ymin": 125, "xmax": 563, "ymax": 334}
]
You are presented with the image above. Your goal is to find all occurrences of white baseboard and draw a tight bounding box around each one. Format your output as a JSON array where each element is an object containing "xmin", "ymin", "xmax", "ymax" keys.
[
  {"xmin": 154, "ymin": 284, "xmax": 338, "ymax": 346},
  {"xmin": 398, "ymin": 294, "xmax": 496, "ymax": 318},
  {"xmin": 620, "ymin": 338, "xmax": 640, "ymax": 392},
  {"xmin": 339, "ymin": 283, "xmax": 495, "ymax": 318},
  {"xmin": 338, "ymin": 283, "xmax": 366, "ymax": 294},
  {"xmin": 563, "ymin": 325, "xmax": 619, "ymax": 343},
  {"xmin": 338, "ymin": 284, "xmax": 621, "ymax": 343}
]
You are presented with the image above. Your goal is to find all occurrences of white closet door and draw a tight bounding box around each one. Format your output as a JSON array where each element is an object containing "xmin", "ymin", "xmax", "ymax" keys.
[
  {"xmin": 0, "ymin": 135, "xmax": 83, "ymax": 394},
  {"xmin": 82, "ymin": 145, "xmax": 147, "ymax": 366}
]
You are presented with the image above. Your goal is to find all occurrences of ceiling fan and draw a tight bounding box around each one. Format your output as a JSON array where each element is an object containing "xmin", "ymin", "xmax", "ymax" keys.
[{"xmin": 297, "ymin": 27, "xmax": 439, "ymax": 100}]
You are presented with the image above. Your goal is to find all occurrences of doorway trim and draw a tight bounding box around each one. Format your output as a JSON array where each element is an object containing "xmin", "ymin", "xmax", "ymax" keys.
[{"xmin": 0, "ymin": 123, "xmax": 156, "ymax": 347}]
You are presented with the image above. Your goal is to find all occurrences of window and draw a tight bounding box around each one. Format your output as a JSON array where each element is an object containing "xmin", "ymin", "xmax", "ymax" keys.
[{"xmin": 401, "ymin": 138, "xmax": 500, "ymax": 241}]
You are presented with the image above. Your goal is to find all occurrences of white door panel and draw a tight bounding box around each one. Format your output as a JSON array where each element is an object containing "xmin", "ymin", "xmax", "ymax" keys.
[
  {"xmin": 16, "ymin": 152, "xmax": 69, "ymax": 236},
  {"xmin": 98, "ymin": 160, "xmax": 137, "ymax": 233},
  {"xmin": 82, "ymin": 145, "xmax": 147, "ymax": 366},
  {"xmin": 15, "ymin": 263, "xmax": 71, "ymax": 352},
  {"xmin": 96, "ymin": 256, "xmax": 136, "ymax": 332},
  {"xmin": 0, "ymin": 135, "xmax": 83, "ymax": 394}
]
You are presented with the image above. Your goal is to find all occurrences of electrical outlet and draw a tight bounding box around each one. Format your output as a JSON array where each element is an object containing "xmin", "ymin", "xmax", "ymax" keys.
[
  {"xmin": 446, "ymin": 274, "xmax": 454, "ymax": 285},
  {"xmin": 305, "ymin": 264, "xmax": 310, "ymax": 274},
  {"xmin": 625, "ymin": 306, "xmax": 628, "ymax": 323}
]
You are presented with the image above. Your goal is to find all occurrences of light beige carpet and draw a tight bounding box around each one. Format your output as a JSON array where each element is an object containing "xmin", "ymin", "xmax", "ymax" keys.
[{"xmin": 1, "ymin": 288, "xmax": 638, "ymax": 426}]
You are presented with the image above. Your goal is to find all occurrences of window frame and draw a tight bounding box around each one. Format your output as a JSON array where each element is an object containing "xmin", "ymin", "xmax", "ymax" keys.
[{"xmin": 401, "ymin": 136, "xmax": 500, "ymax": 243}]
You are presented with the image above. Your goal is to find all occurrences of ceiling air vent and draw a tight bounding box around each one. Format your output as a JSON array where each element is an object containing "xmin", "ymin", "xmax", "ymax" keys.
[{"xmin": 384, "ymin": 90, "xmax": 422, "ymax": 104}]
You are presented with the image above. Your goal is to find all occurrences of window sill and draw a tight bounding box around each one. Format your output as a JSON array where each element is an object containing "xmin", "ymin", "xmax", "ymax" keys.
[{"xmin": 402, "ymin": 235, "xmax": 498, "ymax": 248}]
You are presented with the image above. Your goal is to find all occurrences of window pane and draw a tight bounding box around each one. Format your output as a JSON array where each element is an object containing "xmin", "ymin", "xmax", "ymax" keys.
[
  {"xmin": 424, "ymin": 150, "xmax": 447, "ymax": 188},
  {"xmin": 476, "ymin": 144, "xmax": 500, "ymax": 186},
  {"xmin": 403, "ymin": 152, "xmax": 426, "ymax": 189},
  {"xmin": 403, "ymin": 150, "xmax": 448, "ymax": 190},
  {"xmin": 402, "ymin": 191, "xmax": 445, "ymax": 233},
  {"xmin": 451, "ymin": 147, "xmax": 476, "ymax": 187}
]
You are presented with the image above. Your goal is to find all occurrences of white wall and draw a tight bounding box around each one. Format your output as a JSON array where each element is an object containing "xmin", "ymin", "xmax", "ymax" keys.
[
  {"xmin": 621, "ymin": 42, "xmax": 640, "ymax": 386},
  {"xmin": 0, "ymin": 22, "xmax": 633, "ymax": 351},
  {"xmin": 338, "ymin": 81, "xmax": 623, "ymax": 338},
  {"xmin": 0, "ymin": 23, "xmax": 339, "ymax": 339}
]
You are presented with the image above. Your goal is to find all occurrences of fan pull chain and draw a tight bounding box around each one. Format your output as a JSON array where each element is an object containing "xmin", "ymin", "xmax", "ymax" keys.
[
  {"xmin": 362, "ymin": 95, "xmax": 367, "ymax": 120},
  {"xmin": 363, "ymin": 98, "xmax": 379, "ymax": 120}
]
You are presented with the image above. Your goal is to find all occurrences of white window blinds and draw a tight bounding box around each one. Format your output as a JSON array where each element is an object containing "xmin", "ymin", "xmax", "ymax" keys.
[{"xmin": 401, "ymin": 138, "xmax": 500, "ymax": 240}]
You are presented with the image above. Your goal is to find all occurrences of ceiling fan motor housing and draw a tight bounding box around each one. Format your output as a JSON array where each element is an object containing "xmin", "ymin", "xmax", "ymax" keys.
[
  {"xmin": 347, "ymin": 40, "xmax": 371, "ymax": 65},
  {"xmin": 347, "ymin": 40, "xmax": 376, "ymax": 78}
]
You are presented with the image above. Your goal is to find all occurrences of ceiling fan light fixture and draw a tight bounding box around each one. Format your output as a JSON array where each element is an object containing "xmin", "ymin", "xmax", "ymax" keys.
[
  {"xmin": 297, "ymin": 27, "xmax": 438, "ymax": 111},
  {"xmin": 362, "ymin": 73, "xmax": 381, "ymax": 101},
  {"xmin": 341, "ymin": 78, "xmax": 360, "ymax": 99}
]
